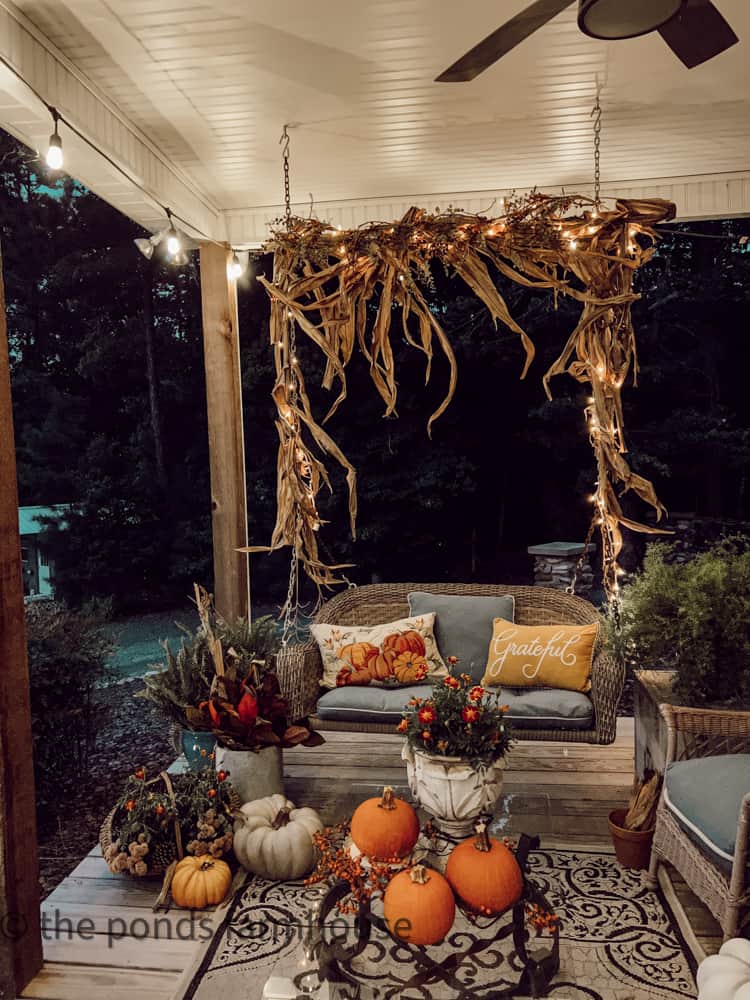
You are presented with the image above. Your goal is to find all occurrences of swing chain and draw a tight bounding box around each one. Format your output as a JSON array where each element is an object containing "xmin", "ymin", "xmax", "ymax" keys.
[
  {"xmin": 591, "ymin": 94, "xmax": 602, "ymax": 207},
  {"xmin": 280, "ymin": 125, "xmax": 292, "ymax": 229},
  {"xmin": 280, "ymin": 122, "xmax": 300, "ymax": 645},
  {"xmin": 566, "ymin": 514, "xmax": 596, "ymax": 596}
]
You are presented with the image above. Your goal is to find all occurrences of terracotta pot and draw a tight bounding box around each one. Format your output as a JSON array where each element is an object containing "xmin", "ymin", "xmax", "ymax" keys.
[
  {"xmin": 402, "ymin": 743, "xmax": 505, "ymax": 838},
  {"xmin": 608, "ymin": 808, "xmax": 655, "ymax": 870}
]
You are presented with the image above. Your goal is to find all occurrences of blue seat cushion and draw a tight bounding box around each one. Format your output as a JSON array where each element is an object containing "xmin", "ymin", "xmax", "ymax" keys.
[
  {"xmin": 663, "ymin": 754, "xmax": 750, "ymax": 873},
  {"xmin": 407, "ymin": 591, "xmax": 515, "ymax": 683},
  {"xmin": 316, "ymin": 683, "xmax": 593, "ymax": 730}
]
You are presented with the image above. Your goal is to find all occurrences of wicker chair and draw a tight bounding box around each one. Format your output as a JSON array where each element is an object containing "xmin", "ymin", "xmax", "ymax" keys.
[
  {"xmin": 276, "ymin": 582, "xmax": 623, "ymax": 744},
  {"xmin": 646, "ymin": 703, "xmax": 750, "ymax": 941}
]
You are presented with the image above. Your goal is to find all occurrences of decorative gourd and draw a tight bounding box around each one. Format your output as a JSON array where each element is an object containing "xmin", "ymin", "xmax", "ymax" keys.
[
  {"xmin": 445, "ymin": 820, "xmax": 523, "ymax": 915},
  {"xmin": 233, "ymin": 794, "xmax": 323, "ymax": 879},
  {"xmin": 383, "ymin": 631, "xmax": 426, "ymax": 656},
  {"xmin": 392, "ymin": 651, "xmax": 429, "ymax": 684},
  {"xmin": 697, "ymin": 938, "xmax": 750, "ymax": 1000},
  {"xmin": 383, "ymin": 864, "xmax": 456, "ymax": 945},
  {"xmin": 350, "ymin": 786, "xmax": 420, "ymax": 861},
  {"xmin": 171, "ymin": 855, "xmax": 232, "ymax": 909},
  {"xmin": 338, "ymin": 641, "xmax": 378, "ymax": 671},
  {"xmin": 371, "ymin": 648, "xmax": 398, "ymax": 679}
]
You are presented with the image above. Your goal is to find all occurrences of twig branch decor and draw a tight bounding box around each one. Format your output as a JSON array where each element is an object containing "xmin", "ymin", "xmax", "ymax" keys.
[{"xmin": 249, "ymin": 193, "xmax": 676, "ymax": 602}]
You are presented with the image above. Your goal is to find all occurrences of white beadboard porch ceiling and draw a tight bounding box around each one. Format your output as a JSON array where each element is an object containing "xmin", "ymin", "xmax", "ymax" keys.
[{"xmin": 2, "ymin": 0, "xmax": 750, "ymax": 241}]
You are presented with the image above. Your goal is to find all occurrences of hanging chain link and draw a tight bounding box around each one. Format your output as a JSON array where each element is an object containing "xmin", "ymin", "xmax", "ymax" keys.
[
  {"xmin": 591, "ymin": 93, "xmax": 602, "ymax": 207},
  {"xmin": 280, "ymin": 123, "xmax": 301, "ymax": 646},
  {"xmin": 280, "ymin": 125, "xmax": 292, "ymax": 229},
  {"xmin": 566, "ymin": 513, "xmax": 597, "ymax": 596}
]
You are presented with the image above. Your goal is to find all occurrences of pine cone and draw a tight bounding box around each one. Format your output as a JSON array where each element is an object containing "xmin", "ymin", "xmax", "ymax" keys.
[{"xmin": 152, "ymin": 841, "xmax": 176, "ymax": 868}]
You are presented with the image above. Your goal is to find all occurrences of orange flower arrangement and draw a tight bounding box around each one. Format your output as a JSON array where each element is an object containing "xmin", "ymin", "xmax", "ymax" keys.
[{"xmin": 398, "ymin": 671, "xmax": 512, "ymax": 765}]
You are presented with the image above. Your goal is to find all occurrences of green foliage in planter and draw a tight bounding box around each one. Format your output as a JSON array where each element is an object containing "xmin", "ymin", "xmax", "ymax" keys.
[
  {"xmin": 103, "ymin": 763, "xmax": 235, "ymax": 875},
  {"xmin": 25, "ymin": 600, "xmax": 116, "ymax": 823},
  {"xmin": 138, "ymin": 612, "xmax": 281, "ymax": 730},
  {"xmin": 611, "ymin": 537, "xmax": 750, "ymax": 707}
]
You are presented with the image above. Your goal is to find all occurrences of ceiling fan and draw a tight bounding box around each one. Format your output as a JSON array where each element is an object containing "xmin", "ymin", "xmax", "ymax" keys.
[{"xmin": 435, "ymin": 0, "xmax": 739, "ymax": 82}]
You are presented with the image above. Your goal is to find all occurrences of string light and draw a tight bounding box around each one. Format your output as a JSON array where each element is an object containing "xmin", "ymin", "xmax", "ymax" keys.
[
  {"xmin": 45, "ymin": 108, "xmax": 63, "ymax": 170},
  {"xmin": 228, "ymin": 250, "xmax": 250, "ymax": 280}
]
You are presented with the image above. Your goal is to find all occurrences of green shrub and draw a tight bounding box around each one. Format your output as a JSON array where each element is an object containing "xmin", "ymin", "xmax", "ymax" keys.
[
  {"xmin": 25, "ymin": 600, "xmax": 115, "ymax": 823},
  {"xmin": 610, "ymin": 537, "xmax": 750, "ymax": 706}
]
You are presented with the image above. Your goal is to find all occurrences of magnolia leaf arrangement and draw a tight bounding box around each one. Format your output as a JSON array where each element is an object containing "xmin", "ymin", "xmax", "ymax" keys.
[
  {"xmin": 184, "ymin": 585, "xmax": 323, "ymax": 751},
  {"xmin": 137, "ymin": 588, "xmax": 280, "ymax": 730},
  {"xmin": 250, "ymin": 194, "xmax": 676, "ymax": 602}
]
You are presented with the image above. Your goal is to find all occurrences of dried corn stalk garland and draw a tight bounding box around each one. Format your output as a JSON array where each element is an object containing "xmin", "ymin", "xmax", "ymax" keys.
[{"xmin": 248, "ymin": 193, "xmax": 676, "ymax": 603}]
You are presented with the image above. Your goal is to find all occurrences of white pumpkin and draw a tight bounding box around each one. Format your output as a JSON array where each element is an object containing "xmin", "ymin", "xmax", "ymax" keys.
[
  {"xmin": 697, "ymin": 938, "xmax": 750, "ymax": 1000},
  {"xmin": 233, "ymin": 794, "xmax": 323, "ymax": 880}
]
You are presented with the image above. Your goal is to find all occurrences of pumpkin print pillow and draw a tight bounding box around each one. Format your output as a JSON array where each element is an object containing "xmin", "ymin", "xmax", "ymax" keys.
[
  {"xmin": 312, "ymin": 614, "xmax": 447, "ymax": 690},
  {"xmin": 481, "ymin": 618, "xmax": 598, "ymax": 693}
]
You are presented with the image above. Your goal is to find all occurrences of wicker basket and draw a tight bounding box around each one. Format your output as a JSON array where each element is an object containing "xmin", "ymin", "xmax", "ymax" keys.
[{"xmin": 100, "ymin": 770, "xmax": 239, "ymax": 877}]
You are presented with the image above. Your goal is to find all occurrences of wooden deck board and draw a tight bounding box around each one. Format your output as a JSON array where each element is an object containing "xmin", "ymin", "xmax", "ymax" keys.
[{"xmin": 22, "ymin": 717, "xmax": 722, "ymax": 998}]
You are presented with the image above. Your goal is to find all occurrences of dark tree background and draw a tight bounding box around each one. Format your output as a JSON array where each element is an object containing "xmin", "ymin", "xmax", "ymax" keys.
[{"xmin": 3, "ymin": 129, "xmax": 750, "ymax": 613}]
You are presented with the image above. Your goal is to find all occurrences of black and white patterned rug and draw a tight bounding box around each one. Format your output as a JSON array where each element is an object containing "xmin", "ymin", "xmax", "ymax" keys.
[{"xmin": 179, "ymin": 847, "xmax": 697, "ymax": 1000}]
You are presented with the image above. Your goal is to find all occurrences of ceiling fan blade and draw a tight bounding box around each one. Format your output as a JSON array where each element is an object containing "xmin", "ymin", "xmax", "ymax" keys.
[
  {"xmin": 435, "ymin": 0, "xmax": 575, "ymax": 82},
  {"xmin": 657, "ymin": 0, "xmax": 738, "ymax": 68}
]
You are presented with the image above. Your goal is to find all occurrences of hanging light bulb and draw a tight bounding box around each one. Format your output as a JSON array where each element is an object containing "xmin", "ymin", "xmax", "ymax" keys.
[
  {"xmin": 166, "ymin": 226, "xmax": 181, "ymax": 257},
  {"xmin": 45, "ymin": 109, "xmax": 63, "ymax": 170},
  {"xmin": 229, "ymin": 252, "xmax": 245, "ymax": 280}
]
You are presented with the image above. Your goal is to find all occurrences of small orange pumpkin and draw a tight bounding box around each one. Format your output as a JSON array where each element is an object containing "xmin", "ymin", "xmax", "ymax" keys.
[
  {"xmin": 392, "ymin": 651, "xmax": 429, "ymax": 684},
  {"xmin": 337, "ymin": 641, "xmax": 378, "ymax": 671},
  {"xmin": 371, "ymin": 648, "xmax": 397, "ymax": 679},
  {"xmin": 171, "ymin": 855, "xmax": 232, "ymax": 910},
  {"xmin": 350, "ymin": 786, "xmax": 420, "ymax": 860},
  {"xmin": 384, "ymin": 864, "xmax": 456, "ymax": 945},
  {"xmin": 383, "ymin": 630, "xmax": 426, "ymax": 657},
  {"xmin": 445, "ymin": 821, "xmax": 523, "ymax": 915}
]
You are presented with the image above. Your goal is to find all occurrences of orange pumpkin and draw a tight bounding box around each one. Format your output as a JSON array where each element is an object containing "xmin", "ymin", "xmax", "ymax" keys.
[
  {"xmin": 384, "ymin": 864, "xmax": 456, "ymax": 945},
  {"xmin": 171, "ymin": 856, "xmax": 232, "ymax": 910},
  {"xmin": 393, "ymin": 651, "xmax": 429, "ymax": 684},
  {"xmin": 371, "ymin": 648, "xmax": 397, "ymax": 679},
  {"xmin": 337, "ymin": 641, "xmax": 378, "ymax": 671},
  {"xmin": 383, "ymin": 630, "xmax": 426, "ymax": 657},
  {"xmin": 350, "ymin": 786, "xmax": 420, "ymax": 861},
  {"xmin": 445, "ymin": 821, "xmax": 523, "ymax": 915}
]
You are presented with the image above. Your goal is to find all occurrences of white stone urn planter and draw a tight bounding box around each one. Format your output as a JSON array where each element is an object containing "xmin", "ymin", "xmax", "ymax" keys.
[
  {"xmin": 402, "ymin": 743, "xmax": 505, "ymax": 838},
  {"xmin": 214, "ymin": 745, "xmax": 283, "ymax": 804}
]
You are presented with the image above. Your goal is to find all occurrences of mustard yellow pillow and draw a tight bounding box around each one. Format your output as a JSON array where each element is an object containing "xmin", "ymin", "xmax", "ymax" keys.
[{"xmin": 482, "ymin": 618, "xmax": 598, "ymax": 693}]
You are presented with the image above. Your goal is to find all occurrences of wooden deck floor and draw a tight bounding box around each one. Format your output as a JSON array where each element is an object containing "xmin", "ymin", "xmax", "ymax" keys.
[{"xmin": 21, "ymin": 718, "xmax": 720, "ymax": 1000}]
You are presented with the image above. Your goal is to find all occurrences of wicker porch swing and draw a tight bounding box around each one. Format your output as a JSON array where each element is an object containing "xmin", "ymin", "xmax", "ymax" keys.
[{"xmin": 245, "ymin": 112, "xmax": 673, "ymax": 743}]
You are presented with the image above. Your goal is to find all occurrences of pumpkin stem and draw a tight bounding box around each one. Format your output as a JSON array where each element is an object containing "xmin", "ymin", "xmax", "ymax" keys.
[
  {"xmin": 272, "ymin": 807, "xmax": 292, "ymax": 829},
  {"xmin": 409, "ymin": 864, "xmax": 430, "ymax": 885},
  {"xmin": 200, "ymin": 860, "xmax": 215, "ymax": 871},
  {"xmin": 379, "ymin": 786, "xmax": 397, "ymax": 810},
  {"xmin": 473, "ymin": 818, "xmax": 491, "ymax": 853}
]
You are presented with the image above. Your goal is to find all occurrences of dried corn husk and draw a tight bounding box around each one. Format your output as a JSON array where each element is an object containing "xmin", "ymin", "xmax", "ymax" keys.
[{"xmin": 253, "ymin": 194, "xmax": 675, "ymax": 604}]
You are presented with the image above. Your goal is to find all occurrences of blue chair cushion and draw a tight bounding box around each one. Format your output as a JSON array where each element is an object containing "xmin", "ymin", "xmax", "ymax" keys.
[
  {"xmin": 663, "ymin": 754, "xmax": 750, "ymax": 873},
  {"xmin": 407, "ymin": 591, "xmax": 515, "ymax": 683},
  {"xmin": 316, "ymin": 683, "xmax": 593, "ymax": 730}
]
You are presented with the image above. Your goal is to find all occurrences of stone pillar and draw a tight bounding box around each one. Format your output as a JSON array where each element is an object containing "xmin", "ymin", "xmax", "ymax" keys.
[{"xmin": 527, "ymin": 541, "xmax": 595, "ymax": 597}]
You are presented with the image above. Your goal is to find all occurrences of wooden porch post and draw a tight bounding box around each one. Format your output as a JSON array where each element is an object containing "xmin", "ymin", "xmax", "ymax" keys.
[
  {"xmin": 0, "ymin": 247, "xmax": 43, "ymax": 994},
  {"xmin": 199, "ymin": 243, "xmax": 250, "ymax": 621}
]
